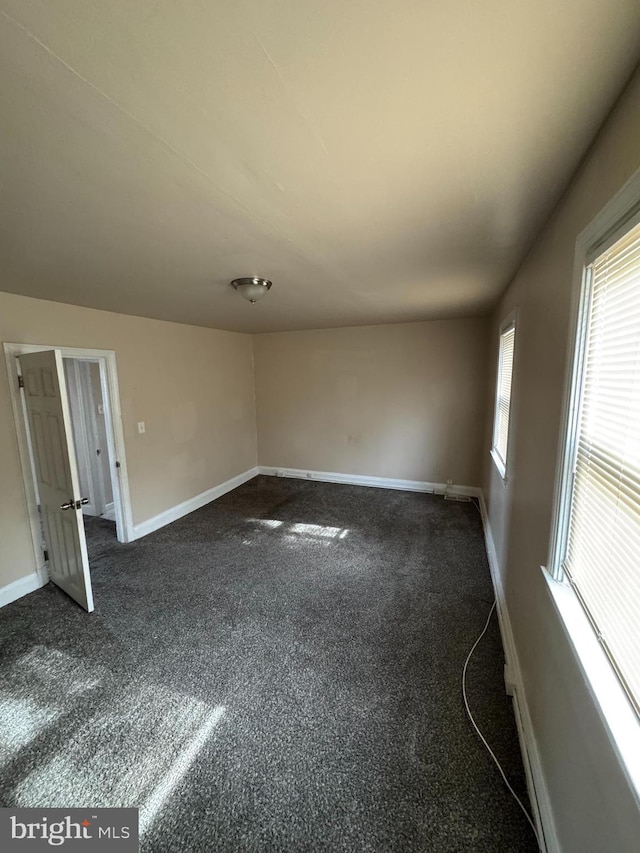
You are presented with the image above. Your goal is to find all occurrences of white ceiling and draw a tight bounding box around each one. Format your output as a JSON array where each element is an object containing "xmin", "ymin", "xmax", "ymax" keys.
[{"xmin": 1, "ymin": 1, "xmax": 639, "ymax": 333}]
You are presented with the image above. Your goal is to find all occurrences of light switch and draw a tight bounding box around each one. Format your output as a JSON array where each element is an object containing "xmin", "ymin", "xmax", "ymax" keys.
[{"xmin": 137, "ymin": 421, "xmax": 146, "ymax": 434}]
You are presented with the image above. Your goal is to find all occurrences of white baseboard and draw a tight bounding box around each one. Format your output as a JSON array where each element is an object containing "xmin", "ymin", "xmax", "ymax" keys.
[
  {"xmin": 478, "ymin": 494, "xmax": 560, "ymax": 853},
  {"xmin": 102, "ymin": 502, "xmax": 116, "ymax": 522},
  {"xmin": 132, "ymin": 467, "xmax": 259, "ymax": 540},
  {"xmin": 0, "ymin": 564, "xmax": 49, "ymax": 608},
  {"xmin": 258, "ymin": 466, "xmax": 481, "ymax": 498}
]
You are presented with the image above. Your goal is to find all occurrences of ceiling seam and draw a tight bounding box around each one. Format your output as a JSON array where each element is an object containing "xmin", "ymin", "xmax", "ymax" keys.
[
  {"xmin": 252, "ymin": 32, "xmax": 330, "ymax": 158},
  {"xmin": 0, "ymin": 7, "xmax": 318, "ymax": 257}
]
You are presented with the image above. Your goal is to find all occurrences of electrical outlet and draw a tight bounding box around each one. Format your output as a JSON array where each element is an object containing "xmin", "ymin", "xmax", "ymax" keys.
[
  {"xmin": 137, "ymin": 421, "xmax": 146, "ymax": 434},
  {"xmin": 446, "ymin": 479, "xmax": 453, "ymax": 486}
]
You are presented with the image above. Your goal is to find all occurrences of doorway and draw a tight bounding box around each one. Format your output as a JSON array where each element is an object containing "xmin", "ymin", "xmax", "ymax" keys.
[
  {"xmin": 63, "ymin": 358, "xmax": 118, "ymax": 552},
  {"xmin": 4, "ymin": 343, "xmax": 133, "ymax": 607}
]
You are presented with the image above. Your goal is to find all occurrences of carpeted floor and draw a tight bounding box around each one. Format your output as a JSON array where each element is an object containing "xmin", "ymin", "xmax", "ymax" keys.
[{"xmin": 0, "ymin": 476, "xmax": 538, "ymax": 852}]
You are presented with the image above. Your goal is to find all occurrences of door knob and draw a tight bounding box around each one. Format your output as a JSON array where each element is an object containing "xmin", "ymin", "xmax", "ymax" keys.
[{"xmin": 60, "ymin": 498, "xmax": 89, "ymax": 510}]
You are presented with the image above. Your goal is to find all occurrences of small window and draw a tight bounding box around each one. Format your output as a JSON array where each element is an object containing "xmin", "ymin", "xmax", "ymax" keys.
[
  {"xmin": 555, "ymin": 215, "xmax": 640, "ymax": 716},
  {"xmin": 491, "ymin": 315, "xmax": 516, "ymax": 479}
]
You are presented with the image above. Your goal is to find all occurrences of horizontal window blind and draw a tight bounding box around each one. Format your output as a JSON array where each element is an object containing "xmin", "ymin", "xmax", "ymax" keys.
[
  {"xmin": 564, "ymin": 219, "xmax": 640, "ymax": 714},
  {"xmin": 493, "ymin": 324, "xmax": 515, "ymax": 469}
]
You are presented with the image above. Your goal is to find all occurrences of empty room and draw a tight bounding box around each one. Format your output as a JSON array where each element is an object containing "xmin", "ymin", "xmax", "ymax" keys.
[{"xmin": 1, "ymin": 3, "xmax": 639, "ymax": 852}]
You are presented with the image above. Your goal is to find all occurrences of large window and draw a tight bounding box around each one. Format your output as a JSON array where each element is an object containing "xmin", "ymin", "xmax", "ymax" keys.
[
  {"xmin": 491, "ymin": 315, "xmax": 516, "ymax": 479},
  {"xmin": 555, "ymin": 215, "xmax": 640, "ymax": 716}
]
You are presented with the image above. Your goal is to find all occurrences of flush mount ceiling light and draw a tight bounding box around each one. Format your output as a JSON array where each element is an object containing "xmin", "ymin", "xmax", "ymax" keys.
[{"xmin": 231, "ymin": 277, "xmax": 272, "ymax": 303}]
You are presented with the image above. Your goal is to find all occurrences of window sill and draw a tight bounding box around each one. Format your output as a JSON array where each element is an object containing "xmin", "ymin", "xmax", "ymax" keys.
[
  {"xmin": 541, "ymin": 567, "xmax": 640, "ymax": 801},
  {"xmin": 490, "ymin": 447, "xmax": 508, "ymax": 482}
]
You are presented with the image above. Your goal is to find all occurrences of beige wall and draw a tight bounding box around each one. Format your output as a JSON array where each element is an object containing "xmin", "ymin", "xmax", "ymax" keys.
[
  {"xmin": 0, "ymin": 291, "xmax": 257, "ymax": 588},
  {"xmin": 483, "ymin": 71, "xmax": 640, "ymax": 851},
  {"xmin": 254, "ymin": 319, "xmax": 489, "ymax": 486}
]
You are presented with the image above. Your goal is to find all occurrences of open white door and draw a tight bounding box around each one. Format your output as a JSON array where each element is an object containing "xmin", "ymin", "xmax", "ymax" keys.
[{"xmin": 20, "ymin": 349, "xmax": 94, "ymax": 612}]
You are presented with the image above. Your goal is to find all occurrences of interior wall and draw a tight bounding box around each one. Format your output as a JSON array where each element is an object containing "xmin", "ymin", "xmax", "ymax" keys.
[
  {"xmin": 0, "ymin": 291, "xmax": 257, "ymax": 588},
  {"xmin": 254, "ymin": 319, "xmax": 489, "ymax": 487},
  {"xmin": 483, "ymin": 69, "xmax": 640, "ymax": 852}
]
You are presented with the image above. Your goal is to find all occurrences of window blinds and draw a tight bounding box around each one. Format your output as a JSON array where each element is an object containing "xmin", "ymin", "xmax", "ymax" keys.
[
  {"xmin": 493, "ymin": 324, "xmax": 515, "ymax": 469},
  {"xmin": 563, "ymin": 219, "xmax": 640, "ymax": 713}
]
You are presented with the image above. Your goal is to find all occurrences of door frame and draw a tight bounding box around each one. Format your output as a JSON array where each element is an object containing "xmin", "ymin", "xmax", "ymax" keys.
[{"xmin": 4, "ymin": 343, "xmax": 134, "ymax": 575}]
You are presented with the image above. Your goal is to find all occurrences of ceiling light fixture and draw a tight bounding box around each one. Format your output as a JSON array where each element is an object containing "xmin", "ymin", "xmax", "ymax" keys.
[{"xmin": 231, "ymin": 277, "xmax": 272, "ymax": 303}]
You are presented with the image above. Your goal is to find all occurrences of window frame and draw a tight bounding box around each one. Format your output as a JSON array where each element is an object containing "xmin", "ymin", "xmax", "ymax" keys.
[
  {"xmin": 490, "ymin": 310, "xmax": 517, "ymax": 481},
  {"xmin": 545, "ymin": 168, "xmax": 640, "ymax": 781},
  {"xmin": 548, "ymin": 202, "xmax": 640, "ymax": 584}
]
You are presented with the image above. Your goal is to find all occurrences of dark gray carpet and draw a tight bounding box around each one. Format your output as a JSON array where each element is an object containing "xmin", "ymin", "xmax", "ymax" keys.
[{"xmin": 0, "ymin": 476, "xmax": 538, "ymax": 852}]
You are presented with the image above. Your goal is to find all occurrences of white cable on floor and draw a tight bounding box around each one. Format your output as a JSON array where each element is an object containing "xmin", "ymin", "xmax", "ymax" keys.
[{"xmin": 462, "ymin": 599, "xmax": 542, "ymax": 850}]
